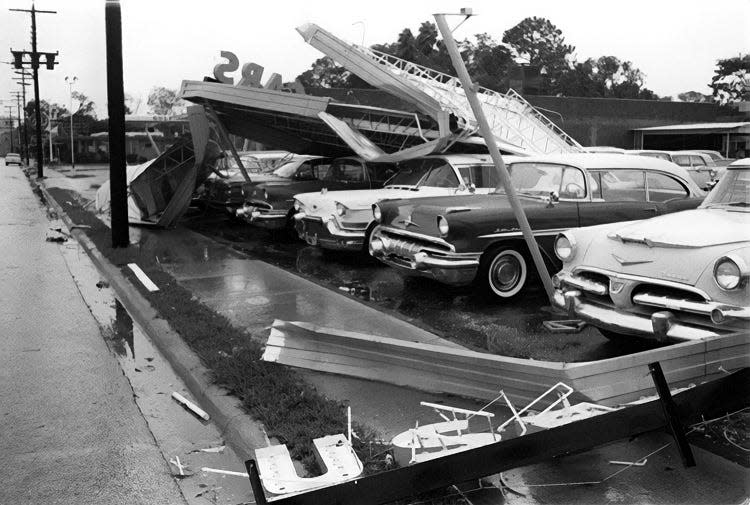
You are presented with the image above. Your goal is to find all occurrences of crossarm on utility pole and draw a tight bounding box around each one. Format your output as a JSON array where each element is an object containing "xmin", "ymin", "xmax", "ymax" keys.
[{"xmin": 433, "ymin": 13, "xmax": 555, "ymax": 303}]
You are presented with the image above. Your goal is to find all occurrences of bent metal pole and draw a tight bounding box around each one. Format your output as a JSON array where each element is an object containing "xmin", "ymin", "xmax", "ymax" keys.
[{"xmin": 433, "ymin": 12, "xmax": 555, "ymax": 303}]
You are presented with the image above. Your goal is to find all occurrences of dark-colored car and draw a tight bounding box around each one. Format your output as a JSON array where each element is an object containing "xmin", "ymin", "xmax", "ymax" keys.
[
  {"xmin": 238, "ymin": 157, "xmax": 397, "ymax": 230},
  {"xmin": 368, "ymin": 154, "xmax": 705, "ymax": 300},
  {"xmin": 197, "ymin": 151, "xmax": 295, "ymax": 213}
]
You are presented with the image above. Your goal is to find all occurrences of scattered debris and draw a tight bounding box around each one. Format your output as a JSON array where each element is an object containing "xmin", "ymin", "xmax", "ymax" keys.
[
  {"xmin": 128, "ymin": 263, "xmax": 160, "ymax": 292},
  {"xmin": 609, "ymin": 459, "xmax": 648, "ymax": 466},
  {"xmin": 542, "ymin": 319, "xmax": 587, "ymax": 333},
  {"xmin": 170, "ymin": 456, "xmax": 187, "ymax": 476},
  {"xmin": 95, "ymin": 280, "xmax": 110, "ymax": 289},
  {"xmin": 201, "ymin": 467, "xmax": 249, "ymax": 478},
  {"xmin": 172, "ymin": 391, "xmax": 210, "ymax": 421},
  {"xmin": 70, "ymin": 224, "xmax": 92, "ymax": 230},
  {"xmin": 199, "ymin": 445, "xmax": 226, "ymax": 454},
  {"xmin": 45, "ymin": 235, "xmax": 67, "ymax": 243}
]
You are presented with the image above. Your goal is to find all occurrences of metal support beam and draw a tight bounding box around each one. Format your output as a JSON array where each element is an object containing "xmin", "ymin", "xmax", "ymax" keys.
[
  {"xmin": 648, "ymin": 362, "xmax": 696, "ymax": 468},
  {"xmin": 243, "ymin": 459, "xmax": 268, "ymax": 505},
  {"xmin": 204, "ymin": 104, "xmax": 251, "ymax": 182},
  {"xmin": 434, "ymin": 12, "xmax": 555, "ymax": 302},
  {"xmin": 105, "ymin": 0, "xmax": 129, "ymax": 248}
]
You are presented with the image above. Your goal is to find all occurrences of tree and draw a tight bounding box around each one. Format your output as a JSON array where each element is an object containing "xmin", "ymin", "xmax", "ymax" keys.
[
  {"xmin": 70, "ymin": 91, "xmax": 96, "ymax": 118},
  {"xmin": 296, "ymin": 56, "xmax": 365, "ymax": 89},
  {"xmin": 677, "ymin": 91, "xmax": 713, "ymax": 103},
  {"xmin": 556, "ymin": 56, "xmax": 658, "ymax": 99},
  {"xmin": 468, "ymin": 33, "xmax": 514, "ymax": 92},
  {"xmin": 502, "ymin": 17, "xmax": 574, "ymax": 94},
  {"xmin": 146, "ymin": 87, "xmax": 186, "ymax": 116},
  {"xmin": 709, "ymin": 55, "xmax": 750, "ymax": 105}
]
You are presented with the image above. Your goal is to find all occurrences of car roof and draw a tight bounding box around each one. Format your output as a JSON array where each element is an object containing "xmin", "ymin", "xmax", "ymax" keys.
[{"xmin": 728, "ymin": 157, "xmax": 750, "ymax": 169}]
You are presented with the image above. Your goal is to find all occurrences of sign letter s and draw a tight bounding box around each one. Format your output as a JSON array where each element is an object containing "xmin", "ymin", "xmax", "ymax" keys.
[{"xmin": 213, "ymin": 51, "xmax": 239, "ymax": 85}]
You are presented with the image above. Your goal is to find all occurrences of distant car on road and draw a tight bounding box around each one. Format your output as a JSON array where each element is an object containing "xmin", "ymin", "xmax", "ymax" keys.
[
  {"xmin": 4, "ymin": 153, "xmax": 21, "ymax": 166},
  {"xmin": 629, "ymin": 150, "xmax": 717, "ymax": 189},
  {"xmin": 553, "ymin": 157, "xmax": 750, "ymax": 343}
]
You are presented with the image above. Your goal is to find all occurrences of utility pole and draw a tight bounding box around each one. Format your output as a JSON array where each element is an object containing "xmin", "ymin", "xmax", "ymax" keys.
[
  {"xmin": 434, "ymin": 11, "xmax": 555, "ymax": 303},
  {"xmin": 65, "ymin": 76, "xmax": 77, "ymax": 173},
  {"xmin": 106, "ymin": 0, "xmax": 129, "ymax": 247},
  {"xmin": 13, "ymin": 71, "xmax": 32, "ymax": 165},
  {"xmin": 10, "ymin": 91, "xmax": 24, "ymax": 157},
  {"xmin": 10, "ymin": 3, "xmax": 58, "ymax": 178},
  {"xmin": 3, "ymin": 105, "xmax": 15, "ymax": 152}
]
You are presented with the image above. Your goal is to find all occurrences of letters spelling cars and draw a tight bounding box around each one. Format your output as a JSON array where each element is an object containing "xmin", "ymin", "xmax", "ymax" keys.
[
  {"xmin": 553, "ymin": 158, "xmax": 750, "ymax": 342},
  {"xmin": 369, "ymin": 154, "xmax": 705, "ymax": 300}
]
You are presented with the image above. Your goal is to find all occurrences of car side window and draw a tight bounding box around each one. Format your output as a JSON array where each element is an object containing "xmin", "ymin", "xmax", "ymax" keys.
[
  {"xmin": 592, "ymin": 170, "xmax": 647, "ymax": 202},
  {"xmin": 296, "ymin": 162, "xmax": 315, "ymax": 180},
  {"xmin": 458, "ymin": 164, "xmax": 499, "ymax": 188},
  {"xmin": 559, "ymin": 167, "xmax": 586, "ymax": 199},
  {"xmin": 689, "ymin": 155, "xmax": 706, "ymax": 167},
  {"xmin": 314, "ymin": 161, "xmax": 331, "ymax": 179},
  {"xmin": 325, "ymin": 160, "xmax": 365, "ymax": 183},
  {"xmin": 647, "ymin": 173, "xmax": 689, "ymax": 202}
]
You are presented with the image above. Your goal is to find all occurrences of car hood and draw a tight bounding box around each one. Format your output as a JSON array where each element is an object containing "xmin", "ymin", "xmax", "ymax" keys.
[
  {"xmin": 577, "ymin": 209, "xmax": 750, "ymax": 286},
  {"xmin": 607, "ymin": 209, "xmax": 750, "ymax": 248}
]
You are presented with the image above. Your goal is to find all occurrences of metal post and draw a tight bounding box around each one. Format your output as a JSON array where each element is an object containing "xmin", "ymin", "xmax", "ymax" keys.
[
  {"xmin": 106, "ymin": 0, "xmax": 129, "ymax": 247},
  {"xmin": 648, "ymin": 362, "xmax": 696, "ymax": 468},
  {"xmin": 15, "ymin": 72, "xmax": 30, "ymax": 165},
  {"xmin": 434, "ymin": 12, "xmax": 555, "ymax": 302},
  {"xmin": 65, "ymin": 76, "xmax": 77, "ymax": 173},
  {"xmin": 48, "ymin": 107, "xmax": 54, "ymax": 163}
]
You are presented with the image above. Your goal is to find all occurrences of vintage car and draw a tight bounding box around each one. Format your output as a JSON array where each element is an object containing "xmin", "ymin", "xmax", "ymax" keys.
[
  {"xmin": 198, "ymin": 151, "xmax": 296, "ymax": 213},
  {"xmin": 368, "ymin": 154, "xmax": 705, "ymax": 299},
  {"xmin": 292, "ymin": 154, "xmax": 505, "ymax": 251},
  {"xmin": 238, "ymin": 157, "xmax": 397, "ymax": 231},
  {"xmin": 4, "ymin": 152, "xmax": 22, "ymax": 166},
  {"xmin": 552, "ymin": 158, "xmax": 750, "ymax": 342},
  {"xmin": 630, "ymin": 150, "xmax": 718, "ymax": 190}
]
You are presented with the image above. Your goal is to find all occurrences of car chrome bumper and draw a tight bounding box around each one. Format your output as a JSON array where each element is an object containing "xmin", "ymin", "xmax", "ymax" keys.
[
  {"xmin": 236, "ymin": 204, "xmax": 287, "ymax": 229},
  {"xmin": 369, "ymin": 227, "xmax": 479, "ymax": 285},
  {"xmin": 295, "ymin": 216, "xmax": 365, "ymax": 250},
  {"xmin": 552, "ymin": 289, "xmax": 727, "ymax": 342}
]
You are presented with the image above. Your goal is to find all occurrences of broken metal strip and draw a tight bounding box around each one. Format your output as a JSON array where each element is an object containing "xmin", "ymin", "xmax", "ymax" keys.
[
  {"xmin": 245, "ymin": 368, "xmax": 749, "ymax": 505},
  {"xmin": 127, "ymin": 263, "xmax": 159, "ymax": 292}
]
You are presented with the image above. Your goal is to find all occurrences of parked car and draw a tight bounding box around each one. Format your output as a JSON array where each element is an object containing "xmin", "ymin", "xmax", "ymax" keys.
[
  {"xmin": 238, "ymin": 157, "xmax": 395, "ymax": 231},
  {"xmin": 584, "ymin": 147, "xmax": 626, "ymax": 154},
  {"xmin": 293, "ymin": 154, "xmax": 506, "ymax": 251},
  {"xmin": 197, "ymin": 151, "xmax": 297, "ymax": 213},
  {"xmin": 369, "ymin": 154, "xmax": 704, "ymax": 299},
  {"xmin": 629, "ymin": 150, "xmax": 717, "ymax": 190},
  {"xmin": 552, "ymin": 158, "xmax": 750, "ymax": 342},
  {"xmin": 4, "ymin": 153, "xmax": 21, "ymax": 166}
]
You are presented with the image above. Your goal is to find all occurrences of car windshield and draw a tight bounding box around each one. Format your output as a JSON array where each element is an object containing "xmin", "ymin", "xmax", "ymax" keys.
[
  {"xmin": 701, "ymin": 168, "xmax": 750, "ymax": 210},
  {"xmin": 272, "ymin": 159, "xmax": 305, "ymax": 178},
  {"xmin": 671, "ymin": 154, "xmax": 692, "ymax": 166},
  {"xmin": 386, "ymin": 159, "xmax": 456, "ymax": 187},
  {"xmin": 639, "ymin": 152, "xmax": 671, "ymax": 161}
]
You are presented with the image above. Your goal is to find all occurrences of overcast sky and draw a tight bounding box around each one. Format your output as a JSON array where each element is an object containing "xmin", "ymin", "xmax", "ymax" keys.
[{"xmin": 1, "ymin": 0, "xmax": 748, "ymax": 118}]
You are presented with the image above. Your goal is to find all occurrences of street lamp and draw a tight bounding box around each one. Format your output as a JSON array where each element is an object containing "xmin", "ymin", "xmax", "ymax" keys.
[{"xmin": 65, "ymin": 76, "xmax": 77, "ymax": 173}]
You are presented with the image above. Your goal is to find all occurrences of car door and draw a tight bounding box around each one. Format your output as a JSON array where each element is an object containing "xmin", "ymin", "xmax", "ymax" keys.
[{"xmin": 577, "ymin": 169, "xmax": 660, "ymax": 226}]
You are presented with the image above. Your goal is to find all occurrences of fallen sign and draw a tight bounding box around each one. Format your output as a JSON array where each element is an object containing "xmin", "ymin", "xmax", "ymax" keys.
[{"xmin": 242, "ymin": 367, "xmax": 749, "ymax": 505}]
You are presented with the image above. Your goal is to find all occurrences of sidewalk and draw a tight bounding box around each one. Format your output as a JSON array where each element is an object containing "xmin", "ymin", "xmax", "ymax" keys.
[{"xmin": 0, "ymin": 164, "xmax": 185, "ymax": 505}]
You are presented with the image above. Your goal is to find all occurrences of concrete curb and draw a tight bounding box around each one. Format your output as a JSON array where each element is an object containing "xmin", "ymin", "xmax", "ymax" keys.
[{"xmin": 38, "ymin": 182, "xmax": 268, "ymax": 462}]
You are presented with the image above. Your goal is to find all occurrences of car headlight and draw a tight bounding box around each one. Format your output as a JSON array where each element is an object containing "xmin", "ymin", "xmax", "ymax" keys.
[
  {"xmin": 437, "ymin": 215, "xmax": 449, "ymax": 237},
  {"xmin": 554, "ymin": 233, "xmax": 576, "ymax": 262},
  {"xmin": 714, "ymin": 257, "xmax": 741, "ymax": 290},
  {"xmin": 373, "ymin": 204, "xmax": 382, "ymax": 222},
  {"xmin": 335, "ymin": 202, "xmax": 347, "ymax": 217}
]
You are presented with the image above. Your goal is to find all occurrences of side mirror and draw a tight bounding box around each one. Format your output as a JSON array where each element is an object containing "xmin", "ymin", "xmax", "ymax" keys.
[{"xmin": 468, "ymin": 183, "xmax": 476, "ymax": 194}]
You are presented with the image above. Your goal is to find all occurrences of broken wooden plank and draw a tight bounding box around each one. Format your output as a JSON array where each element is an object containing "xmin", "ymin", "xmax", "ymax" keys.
[{"xmin": 127, "ymin": 263, "xmax": 159, "ymax": 292}]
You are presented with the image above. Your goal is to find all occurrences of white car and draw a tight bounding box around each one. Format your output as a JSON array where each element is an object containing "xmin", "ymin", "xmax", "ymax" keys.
[
  {"xmin": 292, "ymin": 154, "xmax": 509, "ymax": 251},
  {"xmin": 629, "ymin": 149, "xmax": 717, "ymax": 189},
  {"xmin": 4, "ymin": 153, "xmax": 21, "ymax": 166}
]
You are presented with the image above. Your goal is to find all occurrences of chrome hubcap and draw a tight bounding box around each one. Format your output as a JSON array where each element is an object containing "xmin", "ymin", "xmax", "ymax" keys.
[{"xmin": 491, "ymin": 256, "xmax": 521, "ymax": 291}]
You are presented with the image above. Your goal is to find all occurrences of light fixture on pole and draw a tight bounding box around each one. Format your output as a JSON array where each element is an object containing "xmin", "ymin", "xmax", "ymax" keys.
[{"xmin": 65, "ymin": 76, "xmax": 77, "ymax": 173}]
